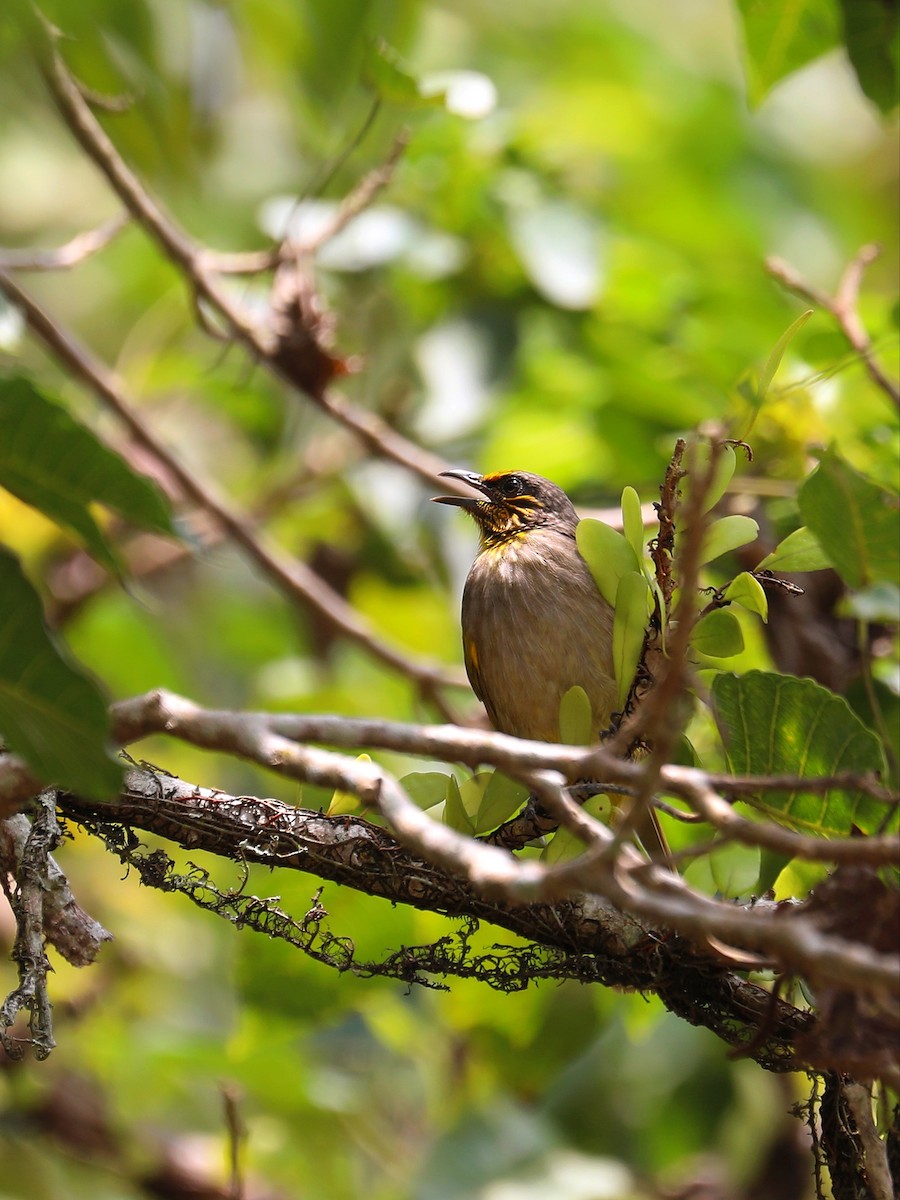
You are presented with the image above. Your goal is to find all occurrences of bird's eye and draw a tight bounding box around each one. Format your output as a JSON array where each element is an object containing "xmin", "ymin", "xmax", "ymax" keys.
[{"xmin": 498, "ymin": 475, "xmax": 524, "ymax": 497}]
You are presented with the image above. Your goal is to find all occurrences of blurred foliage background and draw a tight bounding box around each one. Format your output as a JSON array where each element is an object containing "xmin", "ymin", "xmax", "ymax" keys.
[{"xmin": 0, "ymin": 1, "xmax": 897, "ymax": 1197}]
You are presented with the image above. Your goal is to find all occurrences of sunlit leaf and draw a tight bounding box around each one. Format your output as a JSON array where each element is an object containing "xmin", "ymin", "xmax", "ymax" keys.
[
  {"xmin": 724, "ymin": 572, "xmax": 768, "ymax": 621},
  {"xmin": 558, "ymin": 685, "xmax": 593, "ymax": 745},
  {"xmin": 621, "ymin": 486, "xmax": 645, "ymax": 560},
  {"xmin": 756, "ymin": 310, "xmax": 814, "ymax": 404},
  {"xmin": 756, "ymin": 526, "xmax": 832, "ymax": 573},
  {"xmin": 576, "ymin": 519, "xmax": 640, "ymax": 607},
  {"xmin": 327, "ymin": 754, "xmax": 370, "ymax": 815},
  {"xmin": 798, "ymin": 449, "xmax": 900, "ymax": 589},
  {"xmin": 0, "ymin": 547, "xmax": 122, "ymax": 798},
  {"xmin": 700, "ymin": 515, "xmax": 759, "ymax": 564},
  {"xmin": 691, "ymin": 609, "xmax": 745, "ymax": 658},
  {"xmin": 712, "ymin": 671, "xmax": 890, "ymax": 836},
  {"xmin": 613, "ymin": 571, "xmax": 651, "ymax": 709}
]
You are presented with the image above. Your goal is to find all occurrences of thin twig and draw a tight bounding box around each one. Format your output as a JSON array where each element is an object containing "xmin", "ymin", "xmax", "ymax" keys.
[
  {"xmin": 767, "ymin": 246, "xmax": 900, "ymax": 409},
  {"xmin": 36, "ymin": 30, "xmax": 457, "ymax": 488},
  {"xmin": 0, "ymin": 212, "xmax": 129, "ymax": 269}
]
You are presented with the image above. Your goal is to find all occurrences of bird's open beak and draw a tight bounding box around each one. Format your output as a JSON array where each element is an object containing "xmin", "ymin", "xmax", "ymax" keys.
[{"xmin": 431, "ymin": 469, "xmax": 491, "ymax": 511}]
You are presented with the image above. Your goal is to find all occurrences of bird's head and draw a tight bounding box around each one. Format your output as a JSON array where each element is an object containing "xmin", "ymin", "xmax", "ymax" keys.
[{"xmin": 432, "ymin": 469, "xmax": 578, "ymax": 547}]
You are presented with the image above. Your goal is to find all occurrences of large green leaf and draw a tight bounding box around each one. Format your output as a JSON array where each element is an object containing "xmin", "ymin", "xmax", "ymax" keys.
[
  {"xmin": 798, "ymin": 449, "xmax": 900, "ymax": 588},
  {"xmin": 0, "ymin": 375, "xmax": 176, "ymax": 573},
  {"xmin": 756, "ymin": 526, "xmax": 832, "ymax": 573},
  {"xmin": 712, "ymin": 670, "xmax": 889, "ymax": 836},
  {"xmin": 576, "ymin": 518, "xmax": 640, "ymax": 607},
  {"xmin": 735, "ymin": 0, "xmax": 841, "ymax": 106},
  {"xmin": 0, "ymin": 547, "xmax": 122, "ymax": 798},
  {"xmin": 837, "ymin": 0, "xmax": 900, "ymax": 114}
]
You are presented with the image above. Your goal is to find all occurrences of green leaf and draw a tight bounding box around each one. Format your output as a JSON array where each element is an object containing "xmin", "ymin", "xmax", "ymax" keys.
[
  {"xmin": 327, "ymin": 753, "xmax": 370, "ymax": 815},
  {"xmin": 837, "ymin": 0, "xmax": 900, "ymax": 114},
  {"xmin": 0, "ymin": 375, "xmax": 176, "ymax": 573},
  {"xmin": 691, "ymin": 609, "xmax": 745, "ymax": 658},
  {"xmin": 542, "ymin": 793, "xmax": 612, "ymax": 863},
  {"xmin": 724, "ymin": 572, "xmax": 768, "ymax": 621},
  {"xmin": 443, "ymin": 775, "xmax": 475, "ymax": 835},
  {"xmin": 735, "ymin": 0, "xmax": 840, "ymax": 106},
  {"xmin": 400, "ymin": 771, "xmax": 453, "ymax": 810},
  {"xmin": 474, "ymin": 771, "xmax": 529, "ymax": 834},
  {"xmin": 709, "ymin": 841, "xmax": 761, "ymax": 899},
  {"xmin": 621, "ymin": 486, "xmax": 645, "ymax": 561},
  {"xmin": 558, "ymin": 684, "xmax": 593, "ymax": 745},
  {"xmin": 700, "ymin": 515, "xmax": 759, "ymax": 564},
  {"xmin": 757, "ymin": 848, "xmax": 793, "ymax": 895},
  {"xmin": 459, "ymin": 772, "xmax": 492, "ymax": 821},
  {"xmin": 756, "ymin": 309, "xmax": 814, "ymax": 404},
  {"xmin": 756, "ymin": 526, "xmax": 832, "ymax": 573},
  {"xmin": 798, "ymin": 449, "xmax": 900, "ymax": 588},
  {"xmin": 576, "ymin": 519, "xmax": 640, "ymax": 607},
  {"xmin": 613, "ymin": 571, "xmax": 651, "ymax": 709},
  {"xmin": 712, "ymin": 670, "xmax": 889, "ymax": 837},
  {"xmin": 0, "ymin": 547, "xmax": 122, "ymax": 798}
]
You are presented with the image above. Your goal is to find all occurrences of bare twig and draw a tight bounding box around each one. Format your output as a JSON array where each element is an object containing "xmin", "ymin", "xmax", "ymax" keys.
[
  {"xmin": 0, "ymin": 212, "xmax": 129, "ymax": 270},
  {"xmin": 33, "ymin": 30, "xmax": 458, "ymax": 488},
  {"xmin": 767, "ymin": 246, "xmax": 900, "ymax": 409}
]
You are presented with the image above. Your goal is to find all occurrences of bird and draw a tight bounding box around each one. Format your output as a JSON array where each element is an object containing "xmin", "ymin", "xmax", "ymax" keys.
[{"xmin": 433, "ymin": 468, "xmax": 670, "ymax": 863}]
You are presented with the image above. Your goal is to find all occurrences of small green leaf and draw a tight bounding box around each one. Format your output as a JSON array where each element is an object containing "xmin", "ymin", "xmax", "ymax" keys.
[
  {"xmin": 724, "ymin": 572, "xmax": 768, "ymax": 621},
  {"xmin": 0, "ymin": 547, "xmax": 122, "ymax": 798},
  {"xmin": 799, "ymin": 449, "xmax": 900, "ymax": 589},
  {"xmin": 443, "ymin": 775, "xmax": 475, "ymax": 835},
  {"xmin": 400, "ymin": 771, "xmax": 452, "ymax": 810},
  {"xmin": 756, "ymin": 526, "xmax": 832, "ymax": 573},
  {"xmin": 542, "ymin": 793, "xmax": 612, "ymax": 863},
  {"xmin": 712, "ymin": 670, "xmax": 890, "ymax": 837},
  {"xmin": 327, "ymin": 754, "xmax": 370, "ymax": 815},
  {"xmin": 621, "ymin": 486, "xmax": 645, "ymax": 561},
  {"xmin": 459, "ymin": 772, "xmax": 492, "ymax": 821},
  {"xmin": 474, "ymin": 771, "xmax": 529, "ymax": 834},
  {"xmin": 613, "ymin": 571, "xmax": 651, "ymax": 709},
  {"xmin": 576, "ymin": 519, "xmax": 640, "ymax": 607},
  {"xmin": 709, "ymin": 841, "xmax": 761, "ymax": 898},
  {"xmin": 700, "ymin": 515, "xmax": 759, "ymax": 564},
  {"xmin": 558, "ymin": 685, "xmax": 593, "ymax": 745},
  {"xmin": 692, "ymin": 609, "xmax": 745, "ymax": 658},
  {"xmin": 757, "ymin": 310, "xmax": 814, "ymax": 403}
]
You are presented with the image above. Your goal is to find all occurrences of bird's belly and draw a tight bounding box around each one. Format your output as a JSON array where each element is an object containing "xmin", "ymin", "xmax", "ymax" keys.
[{"xmin": 462, "ymin": 545, "xmax": 616, "ymax": 742}]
